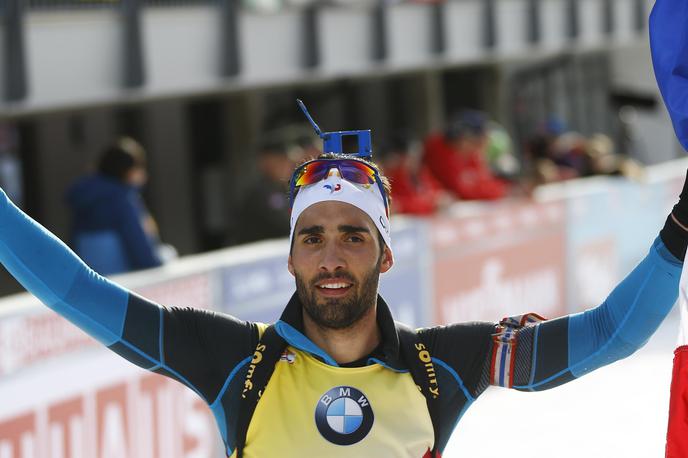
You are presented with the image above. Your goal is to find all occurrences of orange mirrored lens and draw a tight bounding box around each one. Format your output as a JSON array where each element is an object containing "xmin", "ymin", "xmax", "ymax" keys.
[{"xmin": 294, "ymin": 160, "xmax": 376, "ymax": 187}]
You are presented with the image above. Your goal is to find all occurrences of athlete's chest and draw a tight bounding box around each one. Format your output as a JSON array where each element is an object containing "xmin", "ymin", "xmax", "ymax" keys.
[{"xmin": 240, "ymin": 347, "xmax": 434, "ymax": 458}]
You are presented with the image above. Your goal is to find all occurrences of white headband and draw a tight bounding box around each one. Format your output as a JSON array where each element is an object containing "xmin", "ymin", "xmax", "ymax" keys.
[{"xmin": 289, "ymin": 169, "xmax": 392, "ymax": 251}]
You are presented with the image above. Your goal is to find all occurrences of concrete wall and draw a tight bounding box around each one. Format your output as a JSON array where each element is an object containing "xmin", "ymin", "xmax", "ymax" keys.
[
  {"xmin": 2, "ymin": 0, "xmax": 648, "ymax": 115},
  {"xmin": 25, "ymin": 11, "xmax": 123, "ymax": 108},
  {"xmin": 610, "ymin": 43, "xmax": 681, "ymax": 163},
  {"xmin": 0, "ymin": 18, "xmax": 5, "ymax": 101}
]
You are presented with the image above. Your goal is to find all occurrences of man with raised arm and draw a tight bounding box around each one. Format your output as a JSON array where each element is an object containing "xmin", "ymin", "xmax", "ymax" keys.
[
  {"xmin": 5, "ymin": 6, "xmax": 688, "ymax": 447},
  {"xmin": 0, "ymin": 120, "xmax": 685, "ymax": 458}
]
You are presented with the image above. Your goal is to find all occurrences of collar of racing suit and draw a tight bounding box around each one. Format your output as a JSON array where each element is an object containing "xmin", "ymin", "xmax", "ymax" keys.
[{"xmin": 273, "ymin": 292, "xmax": 407, "ymax": 371}]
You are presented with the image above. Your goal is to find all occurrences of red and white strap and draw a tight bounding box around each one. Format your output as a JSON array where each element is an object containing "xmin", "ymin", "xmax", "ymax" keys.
[{"xmin": 490, "ymin": 313, "xmax": 546, "ymax": 388}]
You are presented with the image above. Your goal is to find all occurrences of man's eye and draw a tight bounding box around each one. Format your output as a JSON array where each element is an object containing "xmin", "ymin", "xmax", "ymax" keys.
[
  {"xmin": 304, "ymin": 236, "xmax": 321, "ymax": 244},
  {"xmin": 347, "ymin": 235, "xmax": 364, "ymax": 243}
]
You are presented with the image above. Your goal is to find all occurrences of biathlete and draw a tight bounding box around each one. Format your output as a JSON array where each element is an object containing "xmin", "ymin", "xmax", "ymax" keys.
[{"xmin": 0, "ymin": 96, "xmax": 685, "ymax": 457}]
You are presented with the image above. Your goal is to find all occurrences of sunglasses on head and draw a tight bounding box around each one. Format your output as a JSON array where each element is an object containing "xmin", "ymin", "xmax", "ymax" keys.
[{"xmin": 289, "ymin": 158, "xmax": 389, "ymax": 216}]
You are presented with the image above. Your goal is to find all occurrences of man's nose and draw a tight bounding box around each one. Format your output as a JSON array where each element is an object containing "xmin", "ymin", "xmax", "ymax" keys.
[{"xmin": 319, "ymin": 241, "xmax": 346, "ymax": 272}]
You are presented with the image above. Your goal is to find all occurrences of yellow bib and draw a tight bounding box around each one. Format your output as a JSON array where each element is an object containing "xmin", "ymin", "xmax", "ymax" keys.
[{"xmin": 232, "ymin": 346, "xmax": 434, "ymax": 457}]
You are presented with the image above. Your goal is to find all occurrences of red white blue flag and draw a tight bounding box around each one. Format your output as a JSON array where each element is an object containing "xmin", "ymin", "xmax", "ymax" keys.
[
  {"xmin": 650, "ymin": 0, "xmax": 688, "ymax": 153},
  {"xmin": 651, "ymin": 1, "xmax": 688, "ymax": 456}
]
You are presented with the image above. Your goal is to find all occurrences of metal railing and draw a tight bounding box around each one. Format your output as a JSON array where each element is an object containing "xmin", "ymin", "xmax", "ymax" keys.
[
  {"xmin": 26, "ymin": 0, "xmax": 213, "ymax": 9},
  {"xmin": 9, "ymin": 0, "xmax": 437, "ymax": 11},
  {"xmin": 2, "ymin": 0, "xmax": 649, "ymax": 105}
]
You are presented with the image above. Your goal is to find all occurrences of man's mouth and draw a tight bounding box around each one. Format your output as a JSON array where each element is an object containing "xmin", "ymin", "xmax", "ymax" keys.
[{"xmin": 315, "ymin": 280, "xmax": 353, "ymax": 296}]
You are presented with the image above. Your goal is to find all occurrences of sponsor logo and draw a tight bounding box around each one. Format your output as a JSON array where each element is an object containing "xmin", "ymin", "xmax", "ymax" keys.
[
  {"xmin": 323, "ymin": 184, "xmax": 342, "ymax": 194},
  {"xmin": 279, "ymin": 350, "xmax": 296, "ymax": 364},
  {"xmin": 315, "ymin": 386, "xmax": 374, "ymax": 446},
  {"xmin": 379, "ymin": 216, "xmax": 389, "ymax": 233},
  {"xmin": 414, "ymin": 343, "xmax": 439, "ymax": 399},
  {"xmin": 241, "ymin": 343, "xmax": 266, "ymax": 399}
]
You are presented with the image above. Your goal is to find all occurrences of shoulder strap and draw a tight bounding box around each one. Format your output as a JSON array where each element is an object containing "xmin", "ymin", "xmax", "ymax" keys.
[
  {"xmin": 396, "ymin": 323, "xmax": 442, "ymax": 457},
  {"xmin": 235, "ymin": 324, "xmax": 286, "ymax": 458}
]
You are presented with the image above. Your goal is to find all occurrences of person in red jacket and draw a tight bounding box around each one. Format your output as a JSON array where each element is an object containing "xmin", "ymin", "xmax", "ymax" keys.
[
  {"xmin": 379, "ymin": 134, "xmax": 447, "ymax": 215},
  {"xmin": 423, "ymin": 110, "xmax": 508, "ymax": 200}
]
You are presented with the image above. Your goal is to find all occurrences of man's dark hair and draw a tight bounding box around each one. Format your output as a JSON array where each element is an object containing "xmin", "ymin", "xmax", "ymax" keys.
[{"xmin": 98, "ymin": 137, "xmax": 146, "ymax": 181}]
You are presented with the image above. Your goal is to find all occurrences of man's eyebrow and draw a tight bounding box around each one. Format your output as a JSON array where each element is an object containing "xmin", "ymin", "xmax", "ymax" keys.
[
  {"xmin": 338, "ymin": 225, "xmax": 371, "ymax": 234},
  {"xmin": 297, "ymin": 225, "xmax": 325, "ymax": 236}
]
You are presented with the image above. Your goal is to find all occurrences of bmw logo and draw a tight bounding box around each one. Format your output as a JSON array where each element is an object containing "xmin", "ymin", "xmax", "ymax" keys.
[{"xmin": 315, "ymin": 386, "xmax": 374, "ymax": 446}]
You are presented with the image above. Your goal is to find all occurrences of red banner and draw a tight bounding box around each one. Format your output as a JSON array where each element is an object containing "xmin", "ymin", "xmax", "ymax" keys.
[{"xmin": 431, "ymin": 202, "xmax": 566, "ymax": 324}]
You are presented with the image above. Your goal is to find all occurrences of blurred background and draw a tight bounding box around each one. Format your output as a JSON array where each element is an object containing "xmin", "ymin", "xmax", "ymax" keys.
[{"xmin": 0, "ymin": 0, "xmax": 685, "ymax": 456}]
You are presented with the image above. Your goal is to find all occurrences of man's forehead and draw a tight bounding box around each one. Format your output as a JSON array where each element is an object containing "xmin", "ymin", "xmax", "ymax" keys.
[{"xmin": 295, "ymin": 201, "xmax": 376, "ymax": 231}]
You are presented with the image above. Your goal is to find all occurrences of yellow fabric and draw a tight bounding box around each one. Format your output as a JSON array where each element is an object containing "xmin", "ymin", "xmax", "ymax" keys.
[
  {"xmin": 230, "ymin": 346, "xmax": 433, "ymax": 457},
  {"xmin": 255, "ymin": 322, "xmax": 269, "ymax": 338}
]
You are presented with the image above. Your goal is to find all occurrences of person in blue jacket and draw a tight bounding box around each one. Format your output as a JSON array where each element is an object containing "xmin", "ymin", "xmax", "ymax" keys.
[{"xmin": 66, "ymin": 136, "xmax": 162, "ymax": 275}]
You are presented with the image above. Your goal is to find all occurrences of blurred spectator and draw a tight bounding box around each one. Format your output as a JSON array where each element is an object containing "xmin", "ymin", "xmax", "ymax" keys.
[
  {"xmin": 0, "ymin": 123, "xmax": 23, "ymax": 207},
  {"xmin": 66, "ymin": 137, "xmax": 166, "ymax": 275},
  {"xmin": 525, "ymin": 117, "xmax": 585, "ymax": 184},
  {"xmin": 235, "ymin": 141, "xmax": 297, "ymax": 244},
  {"xmin": 423, "ymin": 110, "xmax": 509, "ymax": 200},
  {"xmin": 525, "ymin": 115, "xmax": 646, "ymax": 185},
  {"xmin": 295, "ymin": 133, "xmax": 322, "ymax": 161},
  {"xmin": 485, "ymin": 121, "xmax": 520, "ymax": 178},
  {"xmin": 586, "ymin": 133, "xmax": 644, "ymax": 179},
  {"xmin": 379, "ymin": 133, "xmax": 447, "ymax": 215},
  {"xmin": 550, "ymin": 132, "xmax": 592, "ymax": 176}
]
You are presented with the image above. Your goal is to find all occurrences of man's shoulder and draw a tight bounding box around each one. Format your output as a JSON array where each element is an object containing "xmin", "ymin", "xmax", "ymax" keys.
[
  {"xmin": 416, "ymin": 321, "xmax": 497, "ymax": 343},
  {"xmin": 415, "ymin": 321, "xmax": 496, "ymax": 363},
  {"xmin": 162, "ymin": 305, "xmax": 263, "ymax": 344},
  {"xmin": 415, "ymin": 322, "xmax": 496, "ymax": 399}
]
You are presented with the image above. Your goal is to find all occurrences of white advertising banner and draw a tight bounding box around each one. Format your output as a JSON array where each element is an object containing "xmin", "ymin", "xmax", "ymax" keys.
[{"xmin": 0, "ymin": 348, "xmax": 222, "ymax": 458}]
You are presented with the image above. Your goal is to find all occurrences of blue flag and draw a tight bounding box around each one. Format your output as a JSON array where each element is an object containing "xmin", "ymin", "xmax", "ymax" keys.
[{"xmin": 650, "ymin": 0, "xmax": 688, "ymax": 152}]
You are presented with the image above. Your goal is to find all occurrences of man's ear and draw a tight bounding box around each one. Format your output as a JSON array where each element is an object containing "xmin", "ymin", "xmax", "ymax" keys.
[
  {"xmin": 379, "ymin": 245, "xmax": 394, "ymax": 274},
  {"xmin": 288, "ymin": 255, "xmax": 295, "ymax": 276}
]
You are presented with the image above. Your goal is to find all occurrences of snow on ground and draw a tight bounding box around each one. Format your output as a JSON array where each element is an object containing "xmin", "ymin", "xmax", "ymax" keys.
[{"xmin": 443, "ymin": 308, "xmax": 679, "ymax": 458}]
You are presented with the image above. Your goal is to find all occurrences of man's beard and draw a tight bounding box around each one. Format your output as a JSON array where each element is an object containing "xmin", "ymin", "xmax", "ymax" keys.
[{"xmin": 296, "ymin": 263, "xmax": 381, "ymax": 330}]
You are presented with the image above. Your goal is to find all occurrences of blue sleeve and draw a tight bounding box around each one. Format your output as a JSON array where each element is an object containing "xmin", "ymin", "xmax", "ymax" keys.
[
  {"xmin": 567, "ymin": 237, "xmax": 681, "ymax": 377},
  {"xmin": 0, "ymin": 188, "xmax": 256, "ymax": 414},
  {"xmin": 114, "ymin": 193, "xmax": 161, "ymax": 270},
  {"xmin": 0, "ymin": 189, "xmax": 130, "ymax": 345},
  {"xmin": 510, "ymin": 237, "xmax": 681, "ymax": 391}
]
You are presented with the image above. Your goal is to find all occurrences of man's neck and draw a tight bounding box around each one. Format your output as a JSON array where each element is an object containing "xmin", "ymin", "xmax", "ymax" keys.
[{"xmin": 303, "ymin": 306, "xmax": 381, "ymax": 365}]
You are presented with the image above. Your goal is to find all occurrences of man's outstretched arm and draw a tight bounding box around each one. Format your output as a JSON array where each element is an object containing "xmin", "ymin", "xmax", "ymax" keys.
[
  {"xmin": 499, "ymin": 183, "xmax": 688, "ymax": 391},
  {"xmin": 0, "ymin": 188, "xmax": 256, "ymax": 406},
  {"xmin": 502, "ymin": 235, "xmax": 681, "ymax": 391}
]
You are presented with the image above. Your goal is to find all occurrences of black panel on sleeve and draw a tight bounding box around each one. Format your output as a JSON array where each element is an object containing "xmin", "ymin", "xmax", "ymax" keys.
[
  {"xmin": 531, "ymin": 370, "xmax": 576, "ymax": 391},
  {"xmin": 512, "ymin": 325, "xmax": 534, "ymax": 387},
  {"xmin": 660, "ymin": 214, "xmax": 688, "ymax": 261},
  {"xmin": 418, "ymin": 322, "xmax": 496, "ymax": 398},
  {"xmin": 160, "ymin": 307, "xmax": 258, "ymax": 403},
  {"xmin": 121, "ymin": 293, "xmax": 161, "ymax": 361},
  {"xmin": 532, "ymin": 316, "xmax": 570, "ymax": 384},
  {"xmin": 109, "ymin": 340, "xmax": 157, "ymax": 369},
  {"xmin": 661, "ymin": 171, "xmax": 688, "ymax": 260},
  {"xmin": 153, "ymin": 366, "xmax": 186, "ymax": 387}
]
